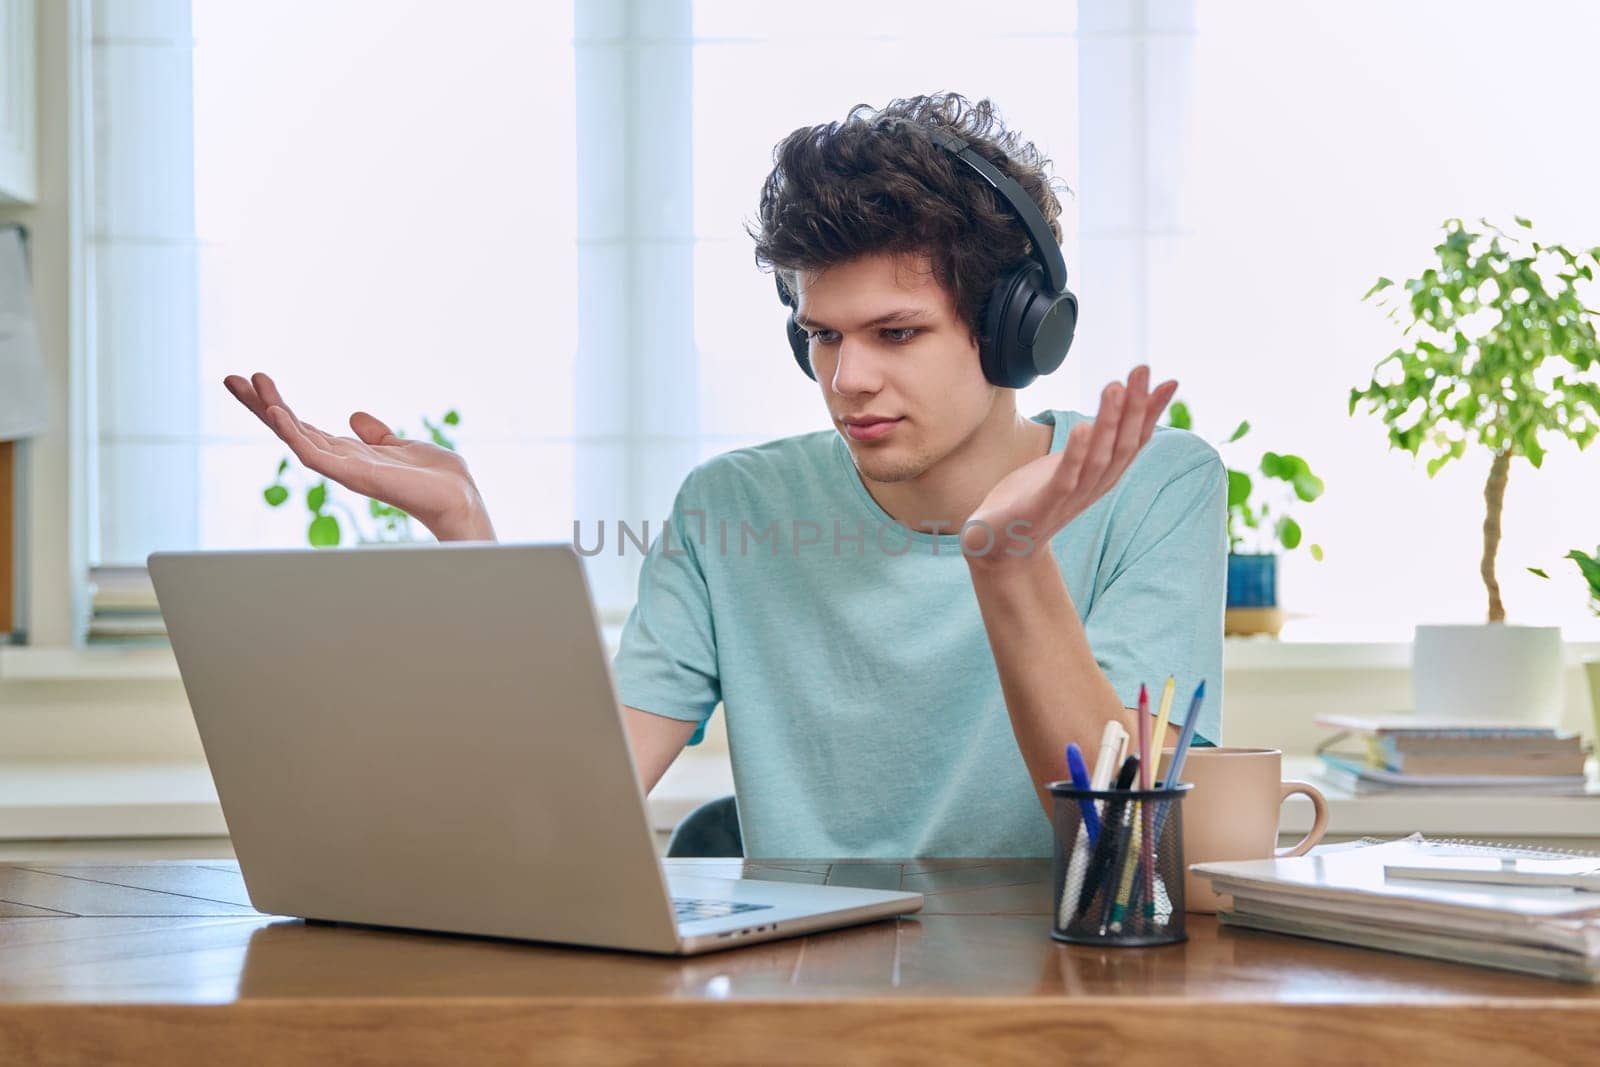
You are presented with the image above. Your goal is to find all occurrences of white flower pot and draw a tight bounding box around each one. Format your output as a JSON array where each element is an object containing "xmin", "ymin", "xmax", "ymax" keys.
[{"xmin": 1411, "ymin": 624, "xmax": 1564, "ymax": 725}]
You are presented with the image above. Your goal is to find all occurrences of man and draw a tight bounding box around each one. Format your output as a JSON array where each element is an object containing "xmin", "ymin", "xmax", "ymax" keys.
[{"xmin": 224, "ymin": 92, "xmax": 1226, "ymax": 859}]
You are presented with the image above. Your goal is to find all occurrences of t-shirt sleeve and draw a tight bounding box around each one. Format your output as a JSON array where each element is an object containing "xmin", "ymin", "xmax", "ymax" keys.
[
  {"xmin": 611, "ymin": 470, "xmax": 722, "ymax": 747},
  {"xmin": 1083, "ymin": 451, "xmax": 1227, "ymax": 746}
]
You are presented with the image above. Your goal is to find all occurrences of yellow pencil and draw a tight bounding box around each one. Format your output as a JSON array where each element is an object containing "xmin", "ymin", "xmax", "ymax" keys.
[{"xmin": 1151, "ymin": 675, "xmax": 1176, "ymax": 783}]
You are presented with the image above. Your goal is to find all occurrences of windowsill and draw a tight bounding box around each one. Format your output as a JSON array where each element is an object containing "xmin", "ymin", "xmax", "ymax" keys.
[
  {"xmin": 1, "ymin": 755, "xmax": 1594, "ymax": 843},
  {"xmin": 0, "ymin": 755, "xmax": 731, "ymax": 840},
  {"xmin": 6, "ymin": 632, "xmax": 1600, "ymax": 684},
  {"xmin": 0, "ymin": 624, "xmax": 635, "ymax": 683}
]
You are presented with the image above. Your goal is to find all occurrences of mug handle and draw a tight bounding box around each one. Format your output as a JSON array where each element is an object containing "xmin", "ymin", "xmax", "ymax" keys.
[{"xmin": 1274, "ymin": 780, "xmax": 1329, "ymax": 858}]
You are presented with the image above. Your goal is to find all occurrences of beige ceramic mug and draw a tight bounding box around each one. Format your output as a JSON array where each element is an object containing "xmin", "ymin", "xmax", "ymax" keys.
[{"xmin": 1171, "ymin": 746, "xmax": 1329, "ymax": 913}]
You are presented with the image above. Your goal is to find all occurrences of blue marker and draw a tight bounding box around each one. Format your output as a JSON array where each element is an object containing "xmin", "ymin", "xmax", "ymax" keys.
[{"xmin": 1066, "ymin": 742, "xmax": 1101, "ymax": 844}]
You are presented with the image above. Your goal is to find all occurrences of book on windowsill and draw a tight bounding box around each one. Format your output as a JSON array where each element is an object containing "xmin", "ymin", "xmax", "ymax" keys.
[
  {"xmin": 1312, "ymin": 714, "xmax": 1592, "ymax": 793},
  {"xmin": 87, "ymin": 565, "xmax": 166, "ymax": 642}
]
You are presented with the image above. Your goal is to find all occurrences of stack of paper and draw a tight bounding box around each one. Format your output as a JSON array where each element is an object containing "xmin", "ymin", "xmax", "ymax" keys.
[{"xmin": 1193, "ymin": 835, "xmax": 1600, "ymax": 982}]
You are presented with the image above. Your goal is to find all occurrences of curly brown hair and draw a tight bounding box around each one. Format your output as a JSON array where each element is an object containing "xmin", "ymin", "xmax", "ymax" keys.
[{"xmin": 747, "ymin": 92, "xmax": 1070, "ymax": 344}]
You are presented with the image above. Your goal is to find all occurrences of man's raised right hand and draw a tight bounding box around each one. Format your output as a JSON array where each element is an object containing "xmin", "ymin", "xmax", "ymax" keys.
[{"xmin": 223, "ymin": 371, "xmax": 497, "ymax": 543}]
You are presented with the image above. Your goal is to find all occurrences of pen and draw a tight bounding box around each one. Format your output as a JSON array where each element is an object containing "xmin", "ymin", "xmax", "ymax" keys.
[
  {"xmin": 1058, "ymin": 722, "xmax": 1129, "ymax": 928},
  {"xmin": 1149, "ymin": 680, "xmax": 1206, "ymax": 854},
  {"xmin": 1107, "ymin": 806, "xmax": 1143, "ymax": 932},
  {"xmin": 1165, "ymin": 680, "xmax": 1205, "ymax": 785},
  {"xmin": 1065, "ymin": 743, "xmax": 1100, "ymax": 844},
  {"xmin": 1093, "ymin": 720, "xmax": 1129, "ymax": 815},
  {"xmin": 1074, "ymin": 754, "xmax": 1141, "ymax": 922},
  {"xmin": 1097, "ymin": 776, "xmax": 1142, "ymax": 935}
]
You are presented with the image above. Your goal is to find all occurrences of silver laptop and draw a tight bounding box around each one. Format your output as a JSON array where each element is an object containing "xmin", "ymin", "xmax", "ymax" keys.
[{"xmin": 148, "ymin": 541, "xmax": 922, "ymax": 955}]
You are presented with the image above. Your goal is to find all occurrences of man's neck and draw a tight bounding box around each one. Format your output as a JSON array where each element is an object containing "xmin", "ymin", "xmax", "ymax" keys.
[{"xmin": 860, "ymin": 399, "xmax": 1054, "ymax": 535}]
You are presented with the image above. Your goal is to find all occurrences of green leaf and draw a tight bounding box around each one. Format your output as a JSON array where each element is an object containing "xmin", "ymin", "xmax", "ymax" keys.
[
  {"xmin": 1259, "ymin": 452, "xmax": 1285, "ymax": 479},
  {"xmin": 1514, "ymin": 215, "xmax": 1534, "ymax": 229},
  {"xmin": 276, "ymin": 458, "xmax": 289, "ymax": 476},
  {"xmin": 1309, "ymin": 543, "xmax": 1325, "ymax": 562},
  {"xmin": 1168, "ymin": 401, "xmax": 1192, "ymax": 430},
  {"xmin": 308, "ymin": 514, "xmax": 340, "ymax": 547},
  {"xmin": 443, "ymin": 409, "xmax": 461, "ymax": 426},
  {"xmin": 1567, "ymin": 549, "xmax": 1600, "ymax": 597},
  {"xmin": 306, "ymin": 482, "xmax": 327, "ymax": 514},
  {"xmin": 1528, "ymin": 567, "xmax": 1550, "ymax": 579},
  {"xmin": 1276, "ymin": 516, "xmax": 1303, "ymax": 551},
  {"xmin": 1519, "ymin": 427, "xmax": 1546, "ymax": 468},
  {"xmin": 1362, "ymin": 276, "xmax": 1394, "ymax": 300},
  {"xmin": 1291, "ymin": 472, "xmax": 1324, "ymax": 502},
  {"xmin": 1226, "ymin": 420, "xmax": 1250, "ymax": 443},
  {"xmin": 1227, "ymin": 469, "xmax": 1252, "ymax": 510},
  {"xmin": 1426, "ymin": 454, "xmax": 1450, "ymax": 477},
  {"xmin": 263, "ymin": 485, "xmax": 289, "ymax": 507}
]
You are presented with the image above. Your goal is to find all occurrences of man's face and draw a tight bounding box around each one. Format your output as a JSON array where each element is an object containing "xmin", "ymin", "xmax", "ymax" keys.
[{"xmin": 792, "ymin": 251, "xmax": 996, "ymax": 484}]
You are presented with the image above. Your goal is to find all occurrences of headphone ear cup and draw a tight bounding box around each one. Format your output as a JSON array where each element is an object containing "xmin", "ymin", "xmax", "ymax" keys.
[
  {"xmin": 775, "ymin": 274, "xmax": 817, "ymax": 380},
  {"xmin": 979, "ymin": 261, "xmax": 1077, "ymax": 389},
  {"xmin": 978, "ymin": 266, "xmax": 1031, "ymax": 388},
  {"xmin": 786, "ymin": 314, "xmax": 816, "ymax": 380}
]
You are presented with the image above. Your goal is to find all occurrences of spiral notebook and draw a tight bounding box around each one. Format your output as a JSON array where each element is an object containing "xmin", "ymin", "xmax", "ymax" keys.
[{"xmin": 1193, "ymin": 834, "xmax": 1600, "ymax": 982}]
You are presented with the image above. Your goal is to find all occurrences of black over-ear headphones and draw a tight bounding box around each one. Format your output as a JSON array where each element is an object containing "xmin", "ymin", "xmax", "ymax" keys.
[{"xmin": 775, "ymin": 124, "xmax": 1079, "ymax": 390}]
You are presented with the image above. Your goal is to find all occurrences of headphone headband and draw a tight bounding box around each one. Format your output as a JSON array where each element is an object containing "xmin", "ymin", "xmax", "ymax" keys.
[
  {"xmin": 923, "ymin": 127, "xmax": 1069, "ymax": 295},
  {"xmin": 777, "ymin": 120, "xmax": 1078, "ymax": 390}
]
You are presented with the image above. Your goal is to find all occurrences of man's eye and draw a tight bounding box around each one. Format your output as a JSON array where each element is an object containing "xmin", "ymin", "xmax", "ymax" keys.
[{"xmin": 806, "ymin": 327, "xmax": 919, "ymax": 344}]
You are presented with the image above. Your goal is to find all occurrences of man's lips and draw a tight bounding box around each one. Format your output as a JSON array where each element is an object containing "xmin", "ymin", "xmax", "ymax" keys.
[{"xmin": 841, "ymin": 417, "xmax": 903, "ymax": 442}]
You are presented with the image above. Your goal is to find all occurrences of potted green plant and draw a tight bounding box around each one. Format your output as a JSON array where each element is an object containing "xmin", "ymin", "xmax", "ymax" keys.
[
  {"xmin": 1167, "ymin": 401, "xmax": 1324, "ymax": 637},
  {"xmin": 1351, "ymin": 217, "xmax": 1600, "ymax": 723},
  {"xmin": 261, "ymin": 409, "xmax": 462, "ymax": 546}
]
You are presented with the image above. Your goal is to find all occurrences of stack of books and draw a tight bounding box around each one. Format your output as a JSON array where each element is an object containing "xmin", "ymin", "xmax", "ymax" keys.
[
  {"xmin": 1314, "ymin": 714, "xmax": 1592, "ymax": 794},
  {"xmin": 87, "ymin": 565, "xmax": 167, "ymax": 643},
  {"xmin": 1195, "ymin": 835, "xmax": 1600, "ymax": 982}
]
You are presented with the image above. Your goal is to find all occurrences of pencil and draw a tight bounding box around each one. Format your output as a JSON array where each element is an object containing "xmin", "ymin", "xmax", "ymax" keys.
[{"xmin": 1151, "ymin": 675, "xmax": 1176, "ymax": 783}]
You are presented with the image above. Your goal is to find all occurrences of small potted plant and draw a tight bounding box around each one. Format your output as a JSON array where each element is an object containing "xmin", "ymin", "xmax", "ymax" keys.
[
  {"xmin": 1167, "ymin": 402, "xmax": 1324, "ymax": 637},
  {"xmin": 1351, "ymin": 217, "xmax": 1600, "ymax": 723},
  {"xmin": 261, "ymin": 409, "xmax": 462, "ymax": 546}
]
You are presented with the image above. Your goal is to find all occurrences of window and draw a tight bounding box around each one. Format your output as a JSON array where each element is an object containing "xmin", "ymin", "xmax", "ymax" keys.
[
  {"xmin": 1168, "ymin": 0, "xmax": 1600, "ymax": 637},
  {"xmin": 76, "ymin": 0, "xmax": 1600, "ymax": 645},
  {"xmin": 89, "ymin": 1, "xmax": 582, "ymax": 594},
  {"xmin": 689, "ymin": 0, "xmax": 1083, "ymax": 453}
]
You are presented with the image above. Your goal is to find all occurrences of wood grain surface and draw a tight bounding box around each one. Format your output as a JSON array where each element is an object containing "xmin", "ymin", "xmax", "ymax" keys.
[{"xmin": 0, "ymin": 858, "xmax": 1594, "ymax": 1065}]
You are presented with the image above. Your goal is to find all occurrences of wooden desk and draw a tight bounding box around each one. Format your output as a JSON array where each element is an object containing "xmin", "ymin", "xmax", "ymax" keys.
[{"xmin": 1, "ymin": 859, "xmax": 1595, "ymax": 1065}]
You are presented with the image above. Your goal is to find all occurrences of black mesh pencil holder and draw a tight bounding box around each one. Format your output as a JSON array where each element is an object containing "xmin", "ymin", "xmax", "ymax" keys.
[{"xmin": 1047, "ymin": 781, "xmax": 1193, "ymax": 947}]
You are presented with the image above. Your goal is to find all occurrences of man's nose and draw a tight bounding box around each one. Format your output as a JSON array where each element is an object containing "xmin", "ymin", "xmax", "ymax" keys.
[{"xmin": 829, "ymin": 339, "xmax": 884, "ymax": 395}]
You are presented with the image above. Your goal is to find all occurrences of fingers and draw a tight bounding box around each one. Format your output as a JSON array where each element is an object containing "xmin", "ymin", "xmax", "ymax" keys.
[
  {"xmin": 249, "ymin": 372, "xmax": 340, "ymax": 448},
  {"xmin": 223, "ymin": 374, "xmax": 273, "ymax": 427},
  {"xmin": 1142, "ymin": 379, "xmax": 1179, "ymax": 443},
  {"xmin": 350, "ymin": 411, "xmax": 401, "ymax": 447},
  {"xmin": 1094, "ymin": 366, "xmax": 1151, "ymax": 496},
  {"xmin": 1051, "ymin": 421, "xmax": 1093, "ymax": 495},
  {"xmin": 251, "ymin": 372, "xmax": 298, "ymax": 421},
  {"xmin": 1078, "ymin": 378, "xmax": 1125, "ymax": 493},
  {"xmin": 223, "ymin": 372, "xmax": 321, "ymax": 447}
]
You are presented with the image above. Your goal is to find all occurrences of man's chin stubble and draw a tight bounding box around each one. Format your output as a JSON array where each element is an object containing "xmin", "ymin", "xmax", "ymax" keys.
[{"xmin": 848, "ymin": 447, "xmax": 933, "ymax": 485}]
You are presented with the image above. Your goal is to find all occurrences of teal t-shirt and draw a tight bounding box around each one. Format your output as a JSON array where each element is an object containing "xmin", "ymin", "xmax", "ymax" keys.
[{"xmin": 612, "ymin": 410, "xmax": 1226, "ymax": 859}]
